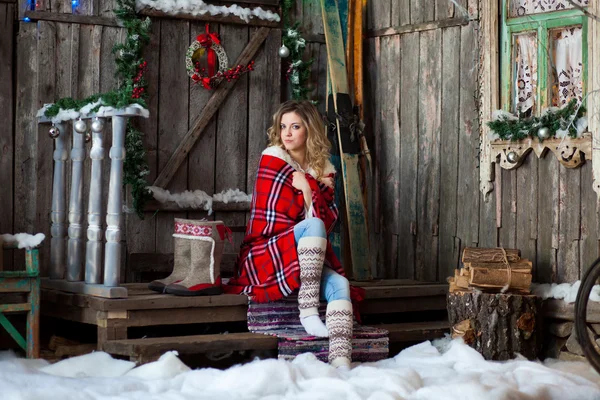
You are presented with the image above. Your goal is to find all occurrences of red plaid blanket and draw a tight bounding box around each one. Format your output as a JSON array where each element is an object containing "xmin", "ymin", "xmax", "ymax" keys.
[{"xmin": 223, "ymin": 146, "xmax": 344, "ymax": 302}]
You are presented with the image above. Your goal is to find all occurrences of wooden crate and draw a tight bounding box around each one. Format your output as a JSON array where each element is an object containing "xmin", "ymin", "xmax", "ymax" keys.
[{"xmin": 0, "ymin": 243, "xmax": 41, "ymax": 358}]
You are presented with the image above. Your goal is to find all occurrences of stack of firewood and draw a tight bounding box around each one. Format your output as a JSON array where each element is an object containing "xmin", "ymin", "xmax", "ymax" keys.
[{"xmin": 448, "ymin": 247, "xmax": 532, "ymax": 294}]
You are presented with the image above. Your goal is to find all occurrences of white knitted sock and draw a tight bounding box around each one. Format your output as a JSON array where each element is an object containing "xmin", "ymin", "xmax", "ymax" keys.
[{"xmin": 300, "ymin": 314, "xmax": 329, "ymax": 337}]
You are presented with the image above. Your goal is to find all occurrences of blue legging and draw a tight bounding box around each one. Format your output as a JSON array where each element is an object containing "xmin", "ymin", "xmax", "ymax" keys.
[{"xmin": 294, "ymin": 217, "xmax": 351, "ymax": 302}]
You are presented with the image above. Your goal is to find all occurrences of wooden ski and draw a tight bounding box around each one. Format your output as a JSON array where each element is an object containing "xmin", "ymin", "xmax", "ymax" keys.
[
  {"xmin": 321, "ymin": 0, "xmax": 371, "ymax": 280},
  {"xmin": 348, "ymin": 0, "xmax": 375, "ymax": 267},
  {"xmin": 326, "ymin": 0, "xmax": 348, "ymax": 273}
]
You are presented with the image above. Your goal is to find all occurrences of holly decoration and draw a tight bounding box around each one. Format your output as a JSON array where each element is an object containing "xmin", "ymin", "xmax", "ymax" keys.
[
  {"xmin": 131, "ymin": 61, "xmax": 148, "ymax": 99},
  {"xmin": 194, "ymin": 61, "xmax": 256, "ymax": 90}
]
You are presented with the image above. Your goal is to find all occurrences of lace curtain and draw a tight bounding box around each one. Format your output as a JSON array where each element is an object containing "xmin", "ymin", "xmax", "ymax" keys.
[
  {"xmin": 514, "ymin": 34, "xmax": 537, "ymax": 114},
  {"xmin": 514, "ymin": 27, "xmax": 583, "ymax": 112},
  {"xmin": 551, "ymin": 27, "xmax": 583, "ymax": 107},
  {"xmin": 510, "ymin": 0, "xmax": 588, "ymax": 17}
]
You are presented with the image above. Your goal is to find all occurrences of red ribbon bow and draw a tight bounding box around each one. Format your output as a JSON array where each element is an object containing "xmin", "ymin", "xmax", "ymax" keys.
[
  {"xmin": 196, "ymin": 24, "xmax": 220, "ymax": 79},
  {"xmin": 216, "ymin": 224, "xmax": 234, "ymax": 245}
]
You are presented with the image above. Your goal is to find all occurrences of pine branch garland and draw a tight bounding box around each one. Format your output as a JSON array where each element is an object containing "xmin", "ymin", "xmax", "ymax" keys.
[
  {"xmin": 123, "ymin": 122, "xmax": 153, "ymax": 216},
  {"xmin": 281, "ymin": 1, "xmax": 314, "ymax": 101},
  {"xmin": 487, "ymin": 99, "xmax": 586, "ymax": 141}
]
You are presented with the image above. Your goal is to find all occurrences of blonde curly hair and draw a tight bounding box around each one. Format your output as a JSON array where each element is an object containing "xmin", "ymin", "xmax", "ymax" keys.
[{"xmin": 267, "ymin": 100, "xmax": 331, "ymax": 179}]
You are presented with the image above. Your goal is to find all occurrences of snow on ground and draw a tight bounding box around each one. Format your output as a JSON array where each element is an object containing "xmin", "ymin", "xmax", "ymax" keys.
[
  {"xmin": 1, "ymin": 233, "xmax": 45, "ymax": 249},
  {"xmin": 1, "ymin": 338, "xmax": 599, "ymax": 400}
]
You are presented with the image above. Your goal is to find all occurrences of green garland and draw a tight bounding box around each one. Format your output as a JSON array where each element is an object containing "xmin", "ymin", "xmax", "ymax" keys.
[
  {"xmin": 42, "ymin": 92, "xmax": 146, "ymax": 119},
  {"xmin": 487, "ymin": 99, "xmax": 586, "ymax": 141},
  {"xmin": 281, "ymin": 0, "xmax": 314, "ymax": 100},
  {"xmin": 44, "ymin": 0, "xmax": 152, "ymax": 218}
]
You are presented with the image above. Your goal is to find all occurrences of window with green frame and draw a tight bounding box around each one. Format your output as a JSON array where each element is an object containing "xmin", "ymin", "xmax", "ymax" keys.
[{"xmin": 501, "ymin": 0, "xmax": 588, "ymax": 118}]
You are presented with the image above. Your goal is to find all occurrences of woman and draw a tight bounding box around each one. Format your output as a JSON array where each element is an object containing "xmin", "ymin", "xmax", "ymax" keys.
[{"xmin": 224, "ymin": 100, "xmax": 353, "ymax": 369}]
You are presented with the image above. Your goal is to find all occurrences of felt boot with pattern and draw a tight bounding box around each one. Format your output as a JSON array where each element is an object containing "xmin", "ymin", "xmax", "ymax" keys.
[
  {"xmin": 165, "ymin": 219, "xmax": 229, "ymax": 296},
  {"xmin": 148, "ymin": 235, "xmax": 190, "ymax": 293}
]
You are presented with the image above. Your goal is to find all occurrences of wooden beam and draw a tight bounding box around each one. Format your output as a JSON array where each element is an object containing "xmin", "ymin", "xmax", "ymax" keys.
[
  {"xmin": 359, "ymin": 296, "xmax": 447, "ymax": 314},
  {"xmin": 479, "ymin": 0, "xmax": 499, "ymax": 199},
  {"xmin": 24, "ymin": 11, "xmax": 121, "ymax": 27},
  {"xmin": 543, "ymin": 299, "xmax": 600, "ymax": 323},
  {"xmin": 144, "ymin": 199, "xmax": 251, "ymax": 212},
  {"xmin": 115, "ymin": 306, "xmax": 248, "ymax": 326},
  {"xmin": 360, "ymin": 284, "xmax": 448, "ymax": 299},
  {"xmin": 383, "ymin": 321, "xmax": 450, "ymax": 343},
  {"xmin": 103, "ymin": 332, "xmax": 278, "ymax": 359},
  {"xmin": 219, "ymin": 0, "xmax": 279, "ymax": 5},
  {"xmin": 303, "ymin": 33, "xmax": 326, "ymax": 43},
  {"xmin": 0, "ymin": 303, "xmax": 31, "ymax": 312},
  {"xmin": 367, "ymin": 17, "xmax": 469, "ymax": 38},
  {"xmin": 138, "ymin": 8, "xmax": 282, "ymax": 28},
  {"xmin": 153, "ymin": 27, "xmax": 271, "ymax": 188}
]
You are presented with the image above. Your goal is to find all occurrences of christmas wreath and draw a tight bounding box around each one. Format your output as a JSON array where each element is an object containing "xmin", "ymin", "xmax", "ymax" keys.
[{"xmin": 186, "ymin": 24, "xmax": 255, "ymax": 90}]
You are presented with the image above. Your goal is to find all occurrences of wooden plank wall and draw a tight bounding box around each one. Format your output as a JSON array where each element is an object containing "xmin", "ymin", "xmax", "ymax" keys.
[
  {"xmin": 6, "ymin": 0, "xmax": 600, "ymax": 283},
  {"xmin": 363, "ymin": 0, "xmax": 481, "ymax": 281},
  {"xmin": 0, "ymin": 1, "xmax": 15, "ymax": 270},
  {"xmin": 362, "ymin": 0, "xmax": 600, "ymax": 283},
  {"xmin": 11, "ymin": 0, "xmax": 281, "ymax": 277}
]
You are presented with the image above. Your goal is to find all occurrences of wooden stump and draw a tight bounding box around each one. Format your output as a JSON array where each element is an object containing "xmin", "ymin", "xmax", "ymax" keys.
[{"xmin": 447, "ymin": 291, "xmax": 542, "ymax": 360}]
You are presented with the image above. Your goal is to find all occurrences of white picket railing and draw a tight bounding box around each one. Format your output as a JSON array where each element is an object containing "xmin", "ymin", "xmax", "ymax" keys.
[{"xmin": 40, "ymin": 106, "xmax": 148, "ymax": 298}]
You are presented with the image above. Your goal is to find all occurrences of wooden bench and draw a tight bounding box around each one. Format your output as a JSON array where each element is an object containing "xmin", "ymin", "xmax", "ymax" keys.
[{"xmin": 0, "ymin": 241, "xmax": 41, "ymax": 358}]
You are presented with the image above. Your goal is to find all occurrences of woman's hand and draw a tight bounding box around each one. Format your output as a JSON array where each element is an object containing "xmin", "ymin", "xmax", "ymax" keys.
[
  {"xmin": 320, "ymin": 176, "xmax": 334, "ymax": 189},
  {"xmin": 292, "ymin": 171, "xmax": 311, "ymax": 193}
]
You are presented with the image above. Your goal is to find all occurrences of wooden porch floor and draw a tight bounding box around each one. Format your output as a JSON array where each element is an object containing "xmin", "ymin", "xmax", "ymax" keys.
[{"xmin": 41, "ymin": 280, "xmax": 449, "ymax": 363}]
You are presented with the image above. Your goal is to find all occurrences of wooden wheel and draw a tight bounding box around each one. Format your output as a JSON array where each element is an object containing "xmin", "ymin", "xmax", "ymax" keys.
[{"xmin": 575, "ymin": 257, "xmax": 600, "ymax": 374}]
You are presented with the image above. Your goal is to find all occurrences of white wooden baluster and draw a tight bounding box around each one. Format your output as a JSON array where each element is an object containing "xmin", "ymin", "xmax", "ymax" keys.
[
  {"xmin": 85, "ymin": 118, "xmax": 105, "ymax": 284},
  {"xmin": 66, "ymin": 122, "xmax": 86, "ymax": 281},
  {"xmin": 104, "ymin": 116, "xmax": 126, "ymax": 287},
  {"xmin": 50, "ymin": 122, "xmax": 69, "ymax": 280}
]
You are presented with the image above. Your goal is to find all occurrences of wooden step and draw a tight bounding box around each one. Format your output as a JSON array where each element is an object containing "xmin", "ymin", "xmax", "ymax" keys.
[
  {"xmin": 379, "ymin": 320, "xmax": 450, "ymax": 343},
  {"xmin": 543, "ymin": 298, "xmax": 600, "ymax": 323},
  {"xmin": 103, "ymin": 332, "xmax": 278, "ymax": 364},
  {"xmin": 359, "ymin": 284, "xmax": 448, "ymax": 314}
]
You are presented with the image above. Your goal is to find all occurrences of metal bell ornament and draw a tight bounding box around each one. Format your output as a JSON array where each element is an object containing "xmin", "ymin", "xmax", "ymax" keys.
[
  {"xmin": 506, "ymin": 151, "xmax": 519, "ymax": 164},
  {"xmin": 74, "ymin": 118, "xmax": 87, "ymax": 134},
  {"xmin": 48, "ymin": 125, "xmax": 60, "ymax": 139},
  {"xmin": 91, "ymin": 117, "xmax": 105, "ymax": 132},
  {"xmin": 278, "ymin": 44, "xmax": 290, "ymax": 58},
  {"xmin": 537, "ymin": 126, "xmax": 550, "ymax": 140}
]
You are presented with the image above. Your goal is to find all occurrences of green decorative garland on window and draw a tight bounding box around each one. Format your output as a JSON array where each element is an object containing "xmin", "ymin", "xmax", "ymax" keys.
[
  {"xmin": 281, "ymin": 0, "xmax": 314, "ymax": 100},
  {"xmin": 487, "ymin": 99, "xmax": 586, "ymax": 141},
  {"xmin": 43, "ymin": 0, "xmax": 152, "ymax": 218}
]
